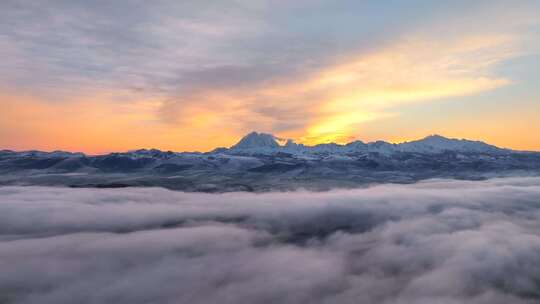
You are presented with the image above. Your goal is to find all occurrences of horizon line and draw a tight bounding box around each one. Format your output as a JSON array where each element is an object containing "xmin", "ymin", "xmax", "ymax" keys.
[{"xmin": 2, "ymin": 132, "xmax": 535, "ymax": 155}]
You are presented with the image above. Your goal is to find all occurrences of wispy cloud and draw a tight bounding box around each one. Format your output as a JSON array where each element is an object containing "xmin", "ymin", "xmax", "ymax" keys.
[
  {"xmin": 160, "ymin": 32, "xmax": 522, "ymax": 144},
  {"xmin": 0, "ymin": 1, "xmax": 539, "ymax": 151}
]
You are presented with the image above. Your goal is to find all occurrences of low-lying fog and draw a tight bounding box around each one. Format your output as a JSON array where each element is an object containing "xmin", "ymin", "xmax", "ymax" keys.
[{"xmin": 1, "ymin": 177, "xmax": 540, "ymax": 304}]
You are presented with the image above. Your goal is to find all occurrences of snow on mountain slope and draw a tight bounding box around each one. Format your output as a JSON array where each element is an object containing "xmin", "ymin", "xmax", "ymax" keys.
[
  {"xmin": 398, "ymin": 135, "xmax": 505, "ymax": 154},
  {"xmin": 1, "ymin": 132, "xmax": 538, "ymax": 192},
  {"xmin": 230, "ymin": 132, "xmax": 281, "ymax": 152},
  {"xmin": 227, "ymin": 132, "xmax": 507, "ymax": 155}
]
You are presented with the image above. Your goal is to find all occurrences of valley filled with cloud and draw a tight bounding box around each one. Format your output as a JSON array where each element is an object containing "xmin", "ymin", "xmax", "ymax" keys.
[{"xmin": 1, "ymin": 177, "xmax": 540, "ymax": 303}]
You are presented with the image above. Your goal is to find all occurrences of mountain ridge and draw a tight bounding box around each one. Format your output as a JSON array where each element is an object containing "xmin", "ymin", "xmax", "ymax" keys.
[
  {"xmin": 2, "ymin": 132, "xmax": 515, "ymax": 156},
  {"xmin": 0, "ymin": 132, "xmax": 539, "ymax": 192},
  {"xmin": 227, "ymin": 132, "xmax": 508, "ymax": 155}
]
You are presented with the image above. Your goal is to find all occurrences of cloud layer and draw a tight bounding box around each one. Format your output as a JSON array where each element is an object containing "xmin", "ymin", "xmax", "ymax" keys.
[
  {"xmin": 1, "ymin": 177, "xmax": 540, "ymax": 303},
  {"xmin": 1, "ymin": 1, "xmax": 540, "ymax": 152}
]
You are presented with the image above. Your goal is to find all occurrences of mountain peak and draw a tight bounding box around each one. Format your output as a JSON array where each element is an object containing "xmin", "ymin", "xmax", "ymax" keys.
[
  {"xmin": 400, "ymin": 134, "xmax": 503, "ymax": 153},
  {"xmin": 231, "ymin": 132, "xmax": 280, "ymax": 150},
  {"xmin": 228, "ymin": 131, "xmax": 507, "ymax": 154},
  {"xmin": 423, "ymin": 134, "xmax": 449, "ymax": 141}
]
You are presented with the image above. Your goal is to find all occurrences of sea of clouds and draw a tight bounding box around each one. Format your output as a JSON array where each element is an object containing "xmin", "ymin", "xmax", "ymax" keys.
[{"xmin": 1, "ymin": 177, "xmax": 540, "ymax": 304}]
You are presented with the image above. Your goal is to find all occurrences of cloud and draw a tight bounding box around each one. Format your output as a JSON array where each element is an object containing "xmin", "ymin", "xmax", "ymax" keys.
[
  {"xmin": 158, "ymin": 31, "xmax": 522, "ymax": 145},
  {"xmin": 1, "ymin": 177, "xmax": 540, "ymax": 303},
  {"xmin": 1, "ymin": 1, "xmax": 539, "ymax": 151}
]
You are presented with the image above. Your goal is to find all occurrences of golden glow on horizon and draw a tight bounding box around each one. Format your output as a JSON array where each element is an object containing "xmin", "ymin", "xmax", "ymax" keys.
[
  {"xmin": 1, "ymin": 34, "xmax": 538, "ymax": 152},
  {"xmin": 281, "ymin": 35, "xmax": 517, "ymax": 144}
]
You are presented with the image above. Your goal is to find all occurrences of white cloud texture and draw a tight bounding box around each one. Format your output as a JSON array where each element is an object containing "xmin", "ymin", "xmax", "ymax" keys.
[{"xmin": 1, "ymin": 177, "xmax": 540, "ymax": 303}]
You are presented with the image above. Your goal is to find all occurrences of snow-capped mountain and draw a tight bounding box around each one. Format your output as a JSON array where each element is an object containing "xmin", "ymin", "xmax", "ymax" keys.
[
  {"xmin": 230, "ymin": 132, "xmax": 281, "ymax": 151},
  {"xmin": 226, "ymin": 132, "xmax": 508, "ymax": 155},
  {"xmin": 0, "ymin": 132, "xmax": 537, "ymax": 192},
  {"xmin": 398, "ymin": 135, "xmax": 503, "ymax": 154}
]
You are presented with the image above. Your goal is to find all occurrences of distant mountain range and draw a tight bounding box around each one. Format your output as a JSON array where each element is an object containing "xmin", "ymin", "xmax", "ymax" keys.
[
  {"xmin": 228, "ymin": 132, "xmax": 507, "ymax": 155},
  {"xmin": 1, "ymin": 132, "xmax": 539, "ymax": 192}
]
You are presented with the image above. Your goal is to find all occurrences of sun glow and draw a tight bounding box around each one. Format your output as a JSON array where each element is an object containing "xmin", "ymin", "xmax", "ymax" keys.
[
  {"xmin": 0, "ymin": 32, "xmax": 536, "ymax": 151},
  {"xmin": 288, "ymin": 35, "xmax": 517, "ymax": 144}
]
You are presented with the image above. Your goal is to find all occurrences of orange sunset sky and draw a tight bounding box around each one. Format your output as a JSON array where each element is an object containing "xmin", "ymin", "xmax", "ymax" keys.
[{"xmin": 1, "ymin": 1, "xmax": 539, "ymax": 154}]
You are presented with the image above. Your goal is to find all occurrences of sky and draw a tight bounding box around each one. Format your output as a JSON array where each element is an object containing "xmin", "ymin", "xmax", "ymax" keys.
[{"xmin": 1, "ymin": 0, "xmax": 539, "ymax": 153}]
